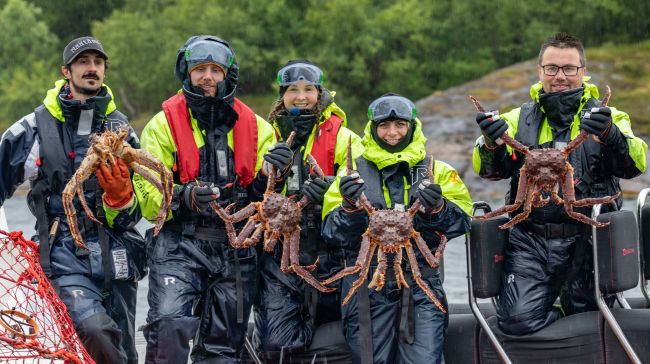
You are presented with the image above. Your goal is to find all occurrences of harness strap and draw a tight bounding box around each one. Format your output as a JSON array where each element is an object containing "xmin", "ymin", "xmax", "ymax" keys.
[
  {"xmin": 357, "ymin": 281, "xmax": 373, "ymax": 364},
  {"xmin": 398, "ymin": 287, "xmax": 415, "ymax": 344},
  {"xmin": 234, "ymin": 252, "xmax": 244, "ymax": 324},
  {"xmin": 31, "ymin": 181, "xmax": 52, "ymax": 276},
  {"xmin": 91, "ymin": 179, "xmax": 112, "ymax": 297},
  {"xmin": 303, "ymin": 285, "xmax": 319, "ymax": 327}
]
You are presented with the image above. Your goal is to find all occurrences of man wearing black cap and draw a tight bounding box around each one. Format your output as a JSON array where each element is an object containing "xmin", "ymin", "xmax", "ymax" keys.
[{"xmin": 0, "ymin": 36, "xmax": 145, "ymax": 363}]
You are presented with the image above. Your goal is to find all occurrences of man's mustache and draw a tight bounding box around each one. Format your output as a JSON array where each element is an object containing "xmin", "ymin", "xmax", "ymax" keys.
[{"xmin": 82, "ymin": 73, "xmax": 100, "ymax": 80}]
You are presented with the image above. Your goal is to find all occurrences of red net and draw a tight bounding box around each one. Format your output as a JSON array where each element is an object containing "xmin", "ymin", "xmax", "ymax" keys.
[{"xmin": 0, "ymin": 229, "xmax": 94, "ymax": 363}]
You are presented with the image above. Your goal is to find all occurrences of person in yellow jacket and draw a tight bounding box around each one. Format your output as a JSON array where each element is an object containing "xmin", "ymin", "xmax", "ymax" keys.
[
  {"xmin": 472, "ymin": 32, "xmax": 647, "ymax": 335},
  {"xmin": 321, "ymin": 94, "xmax": 472, "ymax": 363},
  {"xmin": 0, "ymin": 36, "xmax": 145, "ymax": 364},
  {"xmin": 133, "ymin": 35, "xmax": 290, "ymax": 363},
  {"xmin": 252, "ymin": 59, "xmax": 363, "ymax": 362}
]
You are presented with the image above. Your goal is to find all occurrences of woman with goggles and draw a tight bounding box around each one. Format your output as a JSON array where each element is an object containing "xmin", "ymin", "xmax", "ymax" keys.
[
  {"xmin": 252, "ymin": 59, "xmax": 363, "ymax": 362},
  {"xmin": 320, "ymin": 94, "xmax": 473, "ymax": 363}
]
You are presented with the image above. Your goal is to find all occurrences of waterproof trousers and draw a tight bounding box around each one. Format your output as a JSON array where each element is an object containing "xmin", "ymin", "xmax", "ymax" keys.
[
  {"xmin": 496, "ymin": 224, "xmax": 597, "ymax": 335},
  {"xmin": 53, "ymin": 274, "xmax": 138, "ymax": 364},
  {"xmin": 253, "ymin": 253, "xmax": 350, "ymax": 363},
  {"xmin": 143, "ymin": 229, "xmax": 257, "ymax": 363},
  {"xmin": 341, "ymin": 270, "xmax": 447, "ymax": 364}
]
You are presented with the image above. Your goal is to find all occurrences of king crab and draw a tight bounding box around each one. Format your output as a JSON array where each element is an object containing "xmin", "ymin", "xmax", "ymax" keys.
[
  {"xmin": 62, "ymin": 128, "xmax": 173, "ymax": 250},
  {"xmin": 321, "ymin": 140, "xmax": 448, "ymax": 312},
  {"xmin": 216, "ymin": 132, "xmax": 335, "ymax": 293},
  {"xmin": 469, "ymin": 85, "xmax": 619, "ymax": 229}
]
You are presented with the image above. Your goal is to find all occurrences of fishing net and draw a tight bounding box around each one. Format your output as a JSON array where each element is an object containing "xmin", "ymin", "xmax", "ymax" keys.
[{"xmin": 0, "ymin": 229, "xmax": 93, "ymax": 363}]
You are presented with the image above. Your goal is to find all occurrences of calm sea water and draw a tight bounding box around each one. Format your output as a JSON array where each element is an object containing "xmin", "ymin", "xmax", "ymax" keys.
[{"xmin": 2, "ymin": 190, "xmax": 644, "ymax": 363}]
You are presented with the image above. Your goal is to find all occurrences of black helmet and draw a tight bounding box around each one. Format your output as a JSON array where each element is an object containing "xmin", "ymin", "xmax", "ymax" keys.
[
  {"xmin": 368, "ymin": 93, "xmax": 417, "ymax": 153},
  {"xmin": 174, "ymin": 35, "xmax": 237, "ymax": 84}
]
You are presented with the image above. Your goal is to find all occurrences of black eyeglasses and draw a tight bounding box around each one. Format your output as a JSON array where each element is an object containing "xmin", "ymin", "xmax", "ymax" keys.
[{"xmin": 540, "ymin": 64, "xmax": 583, "ymax": 76}]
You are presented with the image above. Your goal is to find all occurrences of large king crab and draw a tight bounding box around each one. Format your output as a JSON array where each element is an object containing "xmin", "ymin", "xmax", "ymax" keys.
[
  {"xmin": 320, "ymin": 141, "xmax": 448, "ymax": 312},
  {"xmin": 62, "ymin": 128, "xmax": 173, "ymax": 249},
  {"xmin": 469, "ymin": 85, "xmax": 619, "ymax": 229},
  {"xmin": 217, "ymin": 132, "xmax": 335, "ymax": 293}
]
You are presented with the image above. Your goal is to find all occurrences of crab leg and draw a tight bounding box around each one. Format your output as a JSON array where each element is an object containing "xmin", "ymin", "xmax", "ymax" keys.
[
  {"xmin": 393, "ymin": 249, "xmax": 409, "ymax": 289},
  {"xmin": 478, "ymin": 167, "xmax": 528, "ymax": 220},
  {"xmin": 368, "ymin": 249, "xmax": 387, "ymax": 291},
  {"xmin": 227, "ymin": 203, "xmax": 259, "ymax": 223},
  {"xmin": 263, "ymin": 230, "xmax": 280, "ymax": 253},
  {"xmin": 501, "ymin": 184, "xmax": 536, "ymax": 229},
  {"xmin": 469, "ymin": 95, "xmax": 529, "ymax": 155},
  {"xmin": 322, "ymin": 232, "xmax": 372, "ymax": 286},
  {"xmin": 412, "ymin": 231, "xmax": 442, "ymax": 269},
  {"xmin": 405, "ymin": 242, "xmax": 446, "ymax": 313},
  {"xmin": 341, "ymin": 242, "xmax": 378, "ymax": 306},
  {"xmin": 76, "ymin": 177, "xmax": 101, "ymax": 224},
  {"xmin": 561, "ymin": 167, "xmax": 614, "ymax": 227},
  {"xmin": 288, "ymin": 230, "xmax": 335, "ymax": 293}
]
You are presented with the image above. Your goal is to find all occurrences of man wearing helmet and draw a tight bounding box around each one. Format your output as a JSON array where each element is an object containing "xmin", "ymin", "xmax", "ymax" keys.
[
  {"xmin": 134, "ymin": 35, "xmax": 290, "ymax": 363},
  {"xmin": 321, "ymin": 94, "xmax": 472, "ymax": 363}
]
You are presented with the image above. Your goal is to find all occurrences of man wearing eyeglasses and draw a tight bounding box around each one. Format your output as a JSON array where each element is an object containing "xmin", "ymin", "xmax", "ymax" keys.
[{"xmin": 472, "ymin": 32, "xmax": 647, "ymax": 335}]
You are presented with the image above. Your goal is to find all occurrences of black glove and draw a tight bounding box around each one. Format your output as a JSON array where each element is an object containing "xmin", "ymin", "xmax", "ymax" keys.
[
  {"xmin": 178, "ymin": 181, "xmax": 220, "ymax": 214},
  {"xmin": 476, "ymin": 112, "xmax": 507, "ymax": 143},
  {"xmin": 415, "ymin": 181, "xmax": 444, "ymax": 212},
  {"xmin": 340, "ymin": 173, "xmax": 366, "ymax": 210},
  {"xmin": 263, "ymin": 142, "xmax": 294, "ymax": 177},
  {"xmin": 301, "ymin": 175, "xmax": 333, "ymax": 204},
  {"xmin": 580, "ymin": 106, "xmax": 621, "ymax": 144}
]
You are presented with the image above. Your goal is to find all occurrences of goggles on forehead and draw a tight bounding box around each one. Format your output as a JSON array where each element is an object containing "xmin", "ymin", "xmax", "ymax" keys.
[
  {"xmin": 276, "ymin": 63, "xmax": 324, "ymax": 87},
  {"xmin": 367, "ymin": 95, "xmax": 417, "ymax": 123},
  {"xmin": 185, "ymin": 40, "xmax": 234, "ymax": 71}
]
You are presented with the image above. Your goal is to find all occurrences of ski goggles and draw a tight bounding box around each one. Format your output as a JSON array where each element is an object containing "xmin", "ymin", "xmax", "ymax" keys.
[
  {"xmin": 185, "ymin": 40, "xmax": 235, "ymax": 72},
  {"xmin": 276, "ymin": 63, "xmax": 324, "ymax": 87},
  {"xmin": 367, "ymin": 95, "xmax": 417, "ymax": 123}
]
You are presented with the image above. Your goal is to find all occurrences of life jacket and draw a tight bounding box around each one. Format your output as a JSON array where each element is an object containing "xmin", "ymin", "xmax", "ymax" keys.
[
  {"xmin": 355, "ymin": 156, "xmax": 432, "ymax": 209},
  {"xmin": 31, "ymin": 104, "xmax": 130, "ymax": 280},
  {"xmin": 309, "ymin": 114, "xmax": 343, "ymax": 176},
  {"xmin": 162, "ymin": 93, "xmax": 258, "ymax": 187}
]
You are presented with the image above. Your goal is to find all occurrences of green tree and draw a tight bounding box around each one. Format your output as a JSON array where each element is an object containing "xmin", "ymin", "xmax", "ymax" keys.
[
  {"xmin": 28, "ymin": 0, "xmax": 124, "ymax": 43},
  {"xmin": 0, "ymin": 0, "xmax": 58, "ymax": 126}
]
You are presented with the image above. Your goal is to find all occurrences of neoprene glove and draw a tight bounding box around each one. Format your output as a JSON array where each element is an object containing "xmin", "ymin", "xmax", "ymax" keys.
[
  {"xmin": 301, "ymin": 175, "xmax": 333, "ymax": 204},
  {"xmin": 96, "ymin": 157, "xmax": 134, "ymax": 209},
  {"xmin": 180, "ymin": 181, "xmax": 220, "ymax": 214},
  {"xmin": 476, "ymin": 112, "xmax": 508, "ymax": 143},
  {"xmin": 340, "ymin": 173, "xmax": 366, "ymax": 210},
  {"xmin": 263, "ymin": 142, "xmax": 294, "ymax": 177},
  {"xmin": 415, "ymin": 181, "xmax": 444, "ymax": 213},
  {"xmin": 580, "ymin": 106, "xmax": 621, "ymax": 144}
]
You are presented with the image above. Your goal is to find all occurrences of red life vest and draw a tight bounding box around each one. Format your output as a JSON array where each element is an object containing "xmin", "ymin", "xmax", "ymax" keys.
[
  {"xmin": 310, "ymin": 114, "xmax": 343, "ymax": 176},
  {"xmin": 162, "ymin": 94, "xmax": 258, "ymax": 187}
]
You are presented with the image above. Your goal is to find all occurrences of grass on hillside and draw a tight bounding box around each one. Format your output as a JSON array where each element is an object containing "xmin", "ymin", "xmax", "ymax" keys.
[{"xmin": 587, "ymin": 40, "xmax": 650, "ymax": 136}]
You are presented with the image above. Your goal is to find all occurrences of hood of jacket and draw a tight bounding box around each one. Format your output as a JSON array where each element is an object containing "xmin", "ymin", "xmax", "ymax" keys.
[
  {"xmin": 361, "ymin": 118, "xmax": 426, "ymax": 170},
  {"xmin": 43, "ymin": 79, "xmax": 118, "ymax": 122}
]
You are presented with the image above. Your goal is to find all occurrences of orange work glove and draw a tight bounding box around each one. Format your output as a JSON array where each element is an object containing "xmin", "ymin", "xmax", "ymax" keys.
[{"xmin": 95, "ymin": 157, "xmax": 134, "ymax": 209}]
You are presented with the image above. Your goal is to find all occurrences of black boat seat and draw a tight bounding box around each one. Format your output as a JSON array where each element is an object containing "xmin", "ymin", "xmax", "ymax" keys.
[
  {"xmin": 604, "ymin": 309, "xmax": 650, "ymax": 363},
  {"xmin": 641, "ymin": 203, "xmax": 650, "ymax": 281},
  {"xmin": 242, "ymin": 320, "xmax": 351, "ymax": 364},
  {"xmin": 478, "ymin": 312, "xmax": 604, "ymax": 364},
  {"xmin": 445, "ymin": 313, "xmax": 480, "ymax": 364}
]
